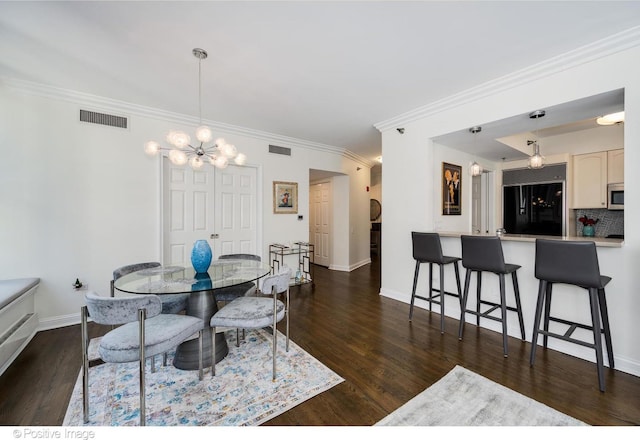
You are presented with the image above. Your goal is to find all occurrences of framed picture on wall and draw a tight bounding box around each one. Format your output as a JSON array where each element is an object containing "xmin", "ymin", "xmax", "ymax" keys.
[
  {"xmin": 273, "ymin": 181, "xmax": 298, "ymax": 214},
  {"xmin": 442, "ymin": 162, "xmax": 461, "ymax": 215}
]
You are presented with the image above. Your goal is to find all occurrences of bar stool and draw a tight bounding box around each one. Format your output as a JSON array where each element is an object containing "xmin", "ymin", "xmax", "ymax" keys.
[
  {"xmin": 458, "ymin": 235, "xmax": 526, "ymax": 357},
  {"xmin": 409, "ymin": 232, "xmax": 462, "ymax": 334},
  {"xmin": 530, "ymin": 239, "xmax": 614, "ymax": 392}
]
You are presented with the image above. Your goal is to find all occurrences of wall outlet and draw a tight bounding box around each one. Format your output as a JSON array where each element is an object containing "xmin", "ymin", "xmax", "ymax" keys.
[{"xmin": 73, "ymin": 279, "xmax": 88, "ymax": 291}]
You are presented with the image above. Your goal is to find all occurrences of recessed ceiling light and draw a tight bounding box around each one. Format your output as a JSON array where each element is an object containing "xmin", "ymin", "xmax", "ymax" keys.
[{"xmin": 596, "ymin": 111, "xmax": 624, "ymax": 125}]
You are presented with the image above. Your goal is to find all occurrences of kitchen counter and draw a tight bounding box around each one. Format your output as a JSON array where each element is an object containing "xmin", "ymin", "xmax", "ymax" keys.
[{"xmin": 436, "ymin": 231, "xmax": 624, "ymax": 248}]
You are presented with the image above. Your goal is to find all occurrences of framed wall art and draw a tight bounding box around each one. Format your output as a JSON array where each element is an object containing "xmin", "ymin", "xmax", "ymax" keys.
[
  {"xmin": 442, "ymin": 162, "xmax": 461, "ymax": 215},
  {"xmin": 273, "ymin": 181, "xmax": 298, "ymax": 214}
]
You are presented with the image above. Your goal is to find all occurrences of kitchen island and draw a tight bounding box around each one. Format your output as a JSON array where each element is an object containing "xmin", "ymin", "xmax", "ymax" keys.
[{"xmin": 408, "ymin": 231, "xmax": 630, "ymax": 375}]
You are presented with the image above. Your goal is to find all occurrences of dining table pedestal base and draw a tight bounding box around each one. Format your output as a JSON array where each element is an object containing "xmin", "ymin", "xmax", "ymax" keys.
[{"xmin": 173, "ymin": 289, "xmax": 229, "ymax": 371}]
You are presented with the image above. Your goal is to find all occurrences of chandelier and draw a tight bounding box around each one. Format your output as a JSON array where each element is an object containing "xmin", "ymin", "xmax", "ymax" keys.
[
  {"xmin": 528, "ymin": 110, "xmax": 545, "ymax": 169},
  {"xmin": 144, "ymin": 48, "xmax": 247, "ymax": 169}
]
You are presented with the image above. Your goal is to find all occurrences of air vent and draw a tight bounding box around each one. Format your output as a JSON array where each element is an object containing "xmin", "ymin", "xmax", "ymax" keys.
[
  {"xmin": 79, "ymin": 109, "xmax": 128, "ymax": 129},
  {"xmin": 268, "ymin": 144, "xmax": 291, "ymax": 156}
]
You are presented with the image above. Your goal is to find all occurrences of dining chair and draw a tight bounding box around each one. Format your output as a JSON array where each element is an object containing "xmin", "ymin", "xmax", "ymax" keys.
[
  {"xmin": 112, "ymin": 261, "xmax": 191, "ymax": 368},
  {"xmin": 111, "ymin": 262, "xmax": 190, "ymax": 315},
  {"xmin": 215, "ymin": 254, "xmax": 262, "ymax": 346},
  {"xmin": 210, "ymin": 266, "xmax": 291, "ymax": 381},
  {"xmin": 215, "ymin": 254, "xmax": 262, "ymax": 301},
  {"xmin": 81, "ymin": 291, "xmax": 204, "ymax": 425}
]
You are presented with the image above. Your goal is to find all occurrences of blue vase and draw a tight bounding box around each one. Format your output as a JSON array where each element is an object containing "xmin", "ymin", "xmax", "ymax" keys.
[
  {"xmin": 582, "ymin": 225, "xmax": 595, "ymax": 237},
  {"xmin": 191, "ymin": 240, "xmax": 212, "ymax": 273}
]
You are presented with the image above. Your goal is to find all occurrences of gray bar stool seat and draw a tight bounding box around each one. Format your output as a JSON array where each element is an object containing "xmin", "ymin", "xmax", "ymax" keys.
[
  {"xmin": 458, "ymin": 235, "xmax": 526, "ymax": 357},
  {"xmin": 409, "ymin": 232, "xmax": 462, "ymax": 334},
  {"xmin": 530, "ymin": 239, "xmax": 614, "ymax": 392}
]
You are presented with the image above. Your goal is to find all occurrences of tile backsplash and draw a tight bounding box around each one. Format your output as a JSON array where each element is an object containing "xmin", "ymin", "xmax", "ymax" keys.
[{"xmin": 574, "ymin": 208, "xmax": 624, "ymax": 237}]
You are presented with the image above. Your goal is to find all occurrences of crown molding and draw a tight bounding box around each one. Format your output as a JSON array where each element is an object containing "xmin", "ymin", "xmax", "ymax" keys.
[
  {"xmin": 1, "ymin": 77, "xmax": 373, "ymax": 168},
  {"xmin": 374, "ymin": 25, "xmax": 640, "ymax": 132}
]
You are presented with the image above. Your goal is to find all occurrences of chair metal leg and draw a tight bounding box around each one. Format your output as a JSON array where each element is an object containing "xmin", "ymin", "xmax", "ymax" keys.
[
  {"xmin": 439, "ymin": 264, "xmax": 445, "ymax": 334},
  {"xmin": 476, "ymin": 271, "xmax": 482, "ymax": 327},
  {"xmin": 428, "ymin": 263, "xmax": 433, "ymax": 312},
  {"xmin": 454, "ymin": 261, "xmax": 462, "ymax": 308},
  {"xmin": 598, "ymin": 288, "xmax": 615, "ymax": 369},
  {"xmin": 285, "ymin": 287, "xmax": 290, "ymax": 352},
  {"xmin": 150, "ymin": 355, "xmax": 156, "ymax": 373},
  {"xmin": 138, "ymin": 308, "xmax": 147, "ymax": 426},
  {"xmin": 499, "ymin": 274, "xmax": 508, "ymax": 358},
  {"xmin": 162, "ymin": 352, "xmax": 167, "ymax": 367},
  {"xmin": 211, "ymin": 326, "xmax": 216, "ymax": 377},
  {"xmin": 458, "ymin": 269, "xmax": 472, "ymax": 340},
  {"xmin": 511, "ymin": 272, "xmax": 526, "ymax": 341},
  {"xmin": 530, "ymin": 280, "xmax": 547, "ymax": 366},
  {"xmin": 236, "ymin": 328, "xmax": 240, "ymax": 347},
  {"xmin": 543, "ymin": 283, "xmax": 552, "ymax": 348},
  {"xmin": 409, "ymin": 261, "xmax": 420, "ymax": 321},
  {"xmin": 272, "ymin": 292, "xmax": 277, "ymax": 382},
  {"xmin": 588, "ymin": 287, "xmax": 606, "ymax": 392},
  {"xmin": 81, "ymin": 306, "xmax": 90, "ymax": 424}
]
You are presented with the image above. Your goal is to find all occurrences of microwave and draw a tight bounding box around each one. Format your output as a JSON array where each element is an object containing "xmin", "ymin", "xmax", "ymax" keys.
[{"xmin": 608, "ymin": 183, "xmax": 624, "ymax": 210}]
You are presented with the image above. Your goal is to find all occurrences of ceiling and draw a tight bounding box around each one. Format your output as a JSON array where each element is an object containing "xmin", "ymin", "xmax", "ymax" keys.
[{"xmin": 1, "ymin": 1, "xmax": 639, "ymax": 164}]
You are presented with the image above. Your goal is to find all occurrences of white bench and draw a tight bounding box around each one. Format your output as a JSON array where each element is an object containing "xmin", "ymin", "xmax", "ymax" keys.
[{"xmin": 0, "ymin": 278, "xmax": 40, "ymax": 376}]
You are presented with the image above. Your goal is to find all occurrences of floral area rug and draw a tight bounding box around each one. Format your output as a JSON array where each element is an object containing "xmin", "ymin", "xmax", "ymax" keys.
[{"xmin": 63, "ymin": 329, "xmax": 343, "ymax": 426}]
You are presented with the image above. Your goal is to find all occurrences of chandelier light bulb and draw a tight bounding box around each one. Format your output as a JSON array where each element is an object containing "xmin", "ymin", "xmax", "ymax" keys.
[
  {"xmin": 222, "ymin": 143, "xmax": 237, "ymax": 158},
  {"xmin": 195, "ymin": 126, "xmax": 213, "ymax": 143},
  {"xmin": 144, "ymin": 141, "xmax": 160, "ymax": 156},
  {"xmin": 169, "ymin": 149, "xmax": 188, "ymax": 166},
  {"xmin": 214, "ymin": 155, "xmax": 229, "ymax": 169},
  {"xmin": 234, "ymin": 153, "xmax": 247, "ymax": 166},
  {"xmin": 189, "ymin": 156, "xmax": 204, "ymax": 169}
]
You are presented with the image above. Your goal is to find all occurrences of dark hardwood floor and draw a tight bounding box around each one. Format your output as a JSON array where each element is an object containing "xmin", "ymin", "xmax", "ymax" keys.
[{"xmin": 1, "ymin": 255, "xmax": 639, "ymax": 426}]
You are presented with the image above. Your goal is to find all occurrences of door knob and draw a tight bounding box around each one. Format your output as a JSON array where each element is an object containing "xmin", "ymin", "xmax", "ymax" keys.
[{"xmin": 210, "ymin": 233, "xmax": 219, "ymax": 239}]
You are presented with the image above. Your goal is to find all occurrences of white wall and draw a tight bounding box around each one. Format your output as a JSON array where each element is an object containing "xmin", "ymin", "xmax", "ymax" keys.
[
  {"xmin": 379, "ymin": 43, "xmax": 640, "ymax": 376},
  {"xmin": 0, "ymin": 80, "xmax": 371, "ymax": 329}
]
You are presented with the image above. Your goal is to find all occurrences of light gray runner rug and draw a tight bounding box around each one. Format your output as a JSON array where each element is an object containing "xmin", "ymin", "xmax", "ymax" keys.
[{"xmin": 376, "ymin": 365, "xmax": 586, "ymax": 426}]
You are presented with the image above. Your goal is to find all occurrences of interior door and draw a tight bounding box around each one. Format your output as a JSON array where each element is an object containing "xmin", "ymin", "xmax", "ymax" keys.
[
  {"xmin": 309, "ymin": 181, "xmax": 331, "ymax": 267},
  {"xmin": 162, "ymin": 158, "xmax": 258, "ymax": 265}
]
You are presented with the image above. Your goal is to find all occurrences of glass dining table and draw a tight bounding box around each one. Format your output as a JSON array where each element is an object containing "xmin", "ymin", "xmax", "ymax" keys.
[{"xmin": 113, "ymin": 259, "xmax": 272, "ymax": 370}]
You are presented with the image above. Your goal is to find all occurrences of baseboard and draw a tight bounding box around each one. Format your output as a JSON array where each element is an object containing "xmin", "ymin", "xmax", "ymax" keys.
[
  {"xmin": 329, "ymin": 258, "xmax": 371, "ymax": 272},
  {"xmin": 38, "ymin": 312, "xmax": 79, "ymax": 331}
]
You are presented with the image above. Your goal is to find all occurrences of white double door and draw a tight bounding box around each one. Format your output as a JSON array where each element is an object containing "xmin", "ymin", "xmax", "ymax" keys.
[{"xmin": 162, "ymin": 157, "xmax": 258, "ymax": 265}]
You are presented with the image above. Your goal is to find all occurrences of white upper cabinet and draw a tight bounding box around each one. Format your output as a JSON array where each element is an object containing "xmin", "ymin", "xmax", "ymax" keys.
[
  {"xmin": 573, "ymin": 151, "xmax": 608, "ymax": 209},
  {"xmin": 607, "ymin": 149, "xmax": 624, "ymax": 184}
]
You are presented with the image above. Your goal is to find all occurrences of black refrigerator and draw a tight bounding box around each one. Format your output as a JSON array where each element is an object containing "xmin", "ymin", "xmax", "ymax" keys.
[{"xmin": 503, "ymin": 182, "xmax": 564, "ymax": 236}]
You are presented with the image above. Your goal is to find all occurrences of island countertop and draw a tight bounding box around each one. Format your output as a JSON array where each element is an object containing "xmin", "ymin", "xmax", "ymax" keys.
[{"xmin": 436, "ymin": 231, "xmax": 624, "ymax": 248}]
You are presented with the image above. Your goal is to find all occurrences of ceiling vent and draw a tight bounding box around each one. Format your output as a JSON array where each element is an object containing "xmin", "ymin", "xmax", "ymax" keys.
[
  {"xmin": 79, "ymin": 109, "xmax": 128, "ymax": 129},
  {"xmin": 268, "ymin": 144, "xmax": 291, "ymax": 156}
]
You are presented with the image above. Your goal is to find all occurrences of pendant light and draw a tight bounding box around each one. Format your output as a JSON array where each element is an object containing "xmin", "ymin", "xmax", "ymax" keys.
[
  {"xmin": 144, "ymin": 48, "xmax": 247, "ymax": 169},
  {"xmin": 469, "ymin": 126, "xmax": 483, "ymax": 176},
  {"xmin": 528, "ymin": 110, "xmax": 545, "ymax": 169}
]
